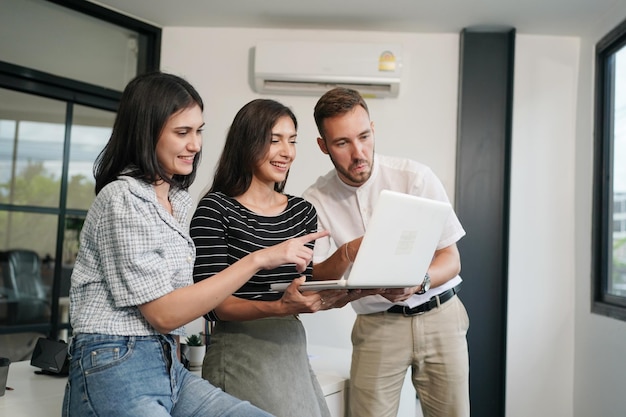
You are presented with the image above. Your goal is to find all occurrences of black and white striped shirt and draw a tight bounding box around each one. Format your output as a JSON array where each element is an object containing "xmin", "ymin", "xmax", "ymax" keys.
[{"xmin": 190, "ymin": 192, "xmax": 317, "ymax": 319}]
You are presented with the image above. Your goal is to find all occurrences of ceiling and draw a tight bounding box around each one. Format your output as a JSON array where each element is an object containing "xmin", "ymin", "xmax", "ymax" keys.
[{"xmin": 91, "ymin": 0, "xmax": 623, "ymax": 36}]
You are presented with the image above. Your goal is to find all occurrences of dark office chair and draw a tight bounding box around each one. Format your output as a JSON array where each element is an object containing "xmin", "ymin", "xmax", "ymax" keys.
[{"xmin": 0, "ymin": 249, "xmax": 50, "ymax": 325}]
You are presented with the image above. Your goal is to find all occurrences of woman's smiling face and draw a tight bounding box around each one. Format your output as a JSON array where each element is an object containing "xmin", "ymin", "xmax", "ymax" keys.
[{"xmin": 155, "ymin": 104, "xmax": 204, "ymax": 179}]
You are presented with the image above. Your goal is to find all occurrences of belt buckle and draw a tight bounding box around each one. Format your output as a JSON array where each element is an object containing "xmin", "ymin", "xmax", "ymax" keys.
[{"xmin": 402, "ymin": 305, "xmax": 427, "ymax": 317}]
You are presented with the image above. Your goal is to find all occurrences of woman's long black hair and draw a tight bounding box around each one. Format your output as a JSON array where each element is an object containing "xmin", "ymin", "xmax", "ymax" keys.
[{"xmin": 94, "ymin": 72, "xmax": 204, "ymax": 194}]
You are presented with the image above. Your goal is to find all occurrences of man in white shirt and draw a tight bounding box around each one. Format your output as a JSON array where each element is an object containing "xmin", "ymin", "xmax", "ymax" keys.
[{"xmin": 304, "ymin": 87, "xmax": 470, "ymax": 417}]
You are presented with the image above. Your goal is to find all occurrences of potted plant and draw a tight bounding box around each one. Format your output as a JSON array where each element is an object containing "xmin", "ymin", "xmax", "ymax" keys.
[{"xmin": 184, "ymin": 334, "xmax": 205, "ymax": 370}]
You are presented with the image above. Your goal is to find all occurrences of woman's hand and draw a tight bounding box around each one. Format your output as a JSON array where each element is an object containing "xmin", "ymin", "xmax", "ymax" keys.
[
  {"xmin": 277, "ymin": 277, "xmax": 351, "ymax": 314},
  {"xmin": 255, "ymin": 230, "xmax": 330, "ymax": 273},
  {"xmin": 317, "ymin": 288, "xmax": 384, "ymax": 309},
  {"xmin": 285, "ymin": 279, "xmax": 382, "ymax": 312},
  {"xmin": 276, "ymin": 277, "xmax": 335, "ymax": 314},
  {"xmin": 312, "ymin": 289, "xmax": 354, "ymax": 309}
]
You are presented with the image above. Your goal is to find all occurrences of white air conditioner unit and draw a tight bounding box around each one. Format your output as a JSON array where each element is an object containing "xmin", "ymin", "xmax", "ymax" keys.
[{"xmin": 253, "ymin": 41, "xmax": 403, "ymax": 98}]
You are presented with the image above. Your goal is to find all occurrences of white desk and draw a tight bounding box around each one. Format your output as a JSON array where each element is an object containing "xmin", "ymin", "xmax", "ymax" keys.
[
  {"xmin": 0, "ymin": 346, "xmax": 349, "ymax": 417},
  {"xmin": 307, "ymin": 344, "xmax": 416, "ymax": 417},
  {"xmin": 0, "ymin": 361, "xmax": 66, "ymax": 416},
  {"xmin": 307, "ymin": 345, "xmax": 351, "ymax": 417}
]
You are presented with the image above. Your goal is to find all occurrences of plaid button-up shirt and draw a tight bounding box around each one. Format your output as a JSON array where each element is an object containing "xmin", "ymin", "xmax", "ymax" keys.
[{"xmin": 69, "ymin": 176, "xmax": 195, "ymax": 336}]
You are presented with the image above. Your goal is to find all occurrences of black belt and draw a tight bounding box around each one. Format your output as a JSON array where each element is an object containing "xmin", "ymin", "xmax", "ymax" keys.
[{"xmin": 387, "ymin": 284, "xmax": 461, "ymax": 316}]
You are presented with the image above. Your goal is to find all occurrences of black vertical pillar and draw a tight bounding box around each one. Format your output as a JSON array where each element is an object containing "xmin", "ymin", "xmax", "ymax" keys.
[{"xmin": 455, "ymin": 27, "xmax": 515, "ymax": 417}]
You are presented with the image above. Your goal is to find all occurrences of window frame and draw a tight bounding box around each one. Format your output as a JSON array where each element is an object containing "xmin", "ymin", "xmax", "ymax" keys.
[
  {"xmin": 47, "ymin": 0, "xmax": 161, "ymax": 76},
  {"xmin": 592, "ymin": 17, "xmax": 626, "ymax": 321},
  {"xmin": 0, "ymin": 0, "xmax": 161, "ymax": 339}
]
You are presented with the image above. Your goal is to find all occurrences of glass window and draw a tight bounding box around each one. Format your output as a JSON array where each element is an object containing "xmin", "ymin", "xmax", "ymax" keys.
[
  {"xmin": 0, "ymin": 87, "xmax": 115, "ymax": 337},
  {"xmin": 0, "ymin": 0, "xmax": 142, "ymax": 91},
  {"xmin": 0, "ymin": 88, "xmax": 68, "ymax": 208},
  {"xmin": 67, "ymin": 105, "xmax": 114, "ymax": 211},
  {"xmin": 593, "ymin": 18, "xmax": 626, "ymax": 320},
  {"xmin": 0, "ymin": 0, "xmax": 159, "ymax": 357},
  {"xmin": 0, "ymin": 213, "xmax": 57, "ymax": 327}
]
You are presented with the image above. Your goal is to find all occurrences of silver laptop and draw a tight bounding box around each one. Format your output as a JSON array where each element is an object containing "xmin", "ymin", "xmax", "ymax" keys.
[{"xmin": 271, "ymin": 190, "xmax": 452, "ymax": 292}]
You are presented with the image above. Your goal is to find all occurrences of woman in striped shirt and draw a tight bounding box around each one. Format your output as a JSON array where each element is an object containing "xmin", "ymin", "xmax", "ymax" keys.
[{"xmin": 190, "ymin": 99, "xmax": 348, "ymax": 417}]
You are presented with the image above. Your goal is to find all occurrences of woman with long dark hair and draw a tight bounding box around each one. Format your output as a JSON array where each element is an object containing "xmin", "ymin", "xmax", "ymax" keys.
[
  {"xmin": 190, "ymin": 99, "xmax": 348, "ymax": 417},
  {"xmin": 63, "ymin": 73, "xmax": 324, "ymax": 417}
]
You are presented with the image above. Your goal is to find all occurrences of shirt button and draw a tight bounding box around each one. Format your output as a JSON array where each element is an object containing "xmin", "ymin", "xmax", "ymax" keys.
[{"xmin": 187, "ymin": 255, "xmax": 193, "ymax": 263}]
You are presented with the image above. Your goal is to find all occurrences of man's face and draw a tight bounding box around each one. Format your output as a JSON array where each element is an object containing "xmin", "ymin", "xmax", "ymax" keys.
[{"xmin": 317, "ymin": 106, "xmax": 375, "ymax": 187}]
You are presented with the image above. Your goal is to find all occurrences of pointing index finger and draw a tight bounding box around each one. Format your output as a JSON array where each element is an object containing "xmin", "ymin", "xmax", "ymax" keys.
[{"xmin": 298, "ymin": 230, "xmax": 330, "ymax": 243}]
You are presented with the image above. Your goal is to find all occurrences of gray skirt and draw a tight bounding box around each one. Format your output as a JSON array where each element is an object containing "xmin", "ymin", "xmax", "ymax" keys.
[{"xmin": 202, "ymin": 315, "xmax": 330, "ymax": 417}]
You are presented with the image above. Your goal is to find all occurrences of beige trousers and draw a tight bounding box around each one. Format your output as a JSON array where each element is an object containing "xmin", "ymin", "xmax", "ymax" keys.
[{"xmin": 349, "ymin": 296, "xmax": 470, "ymax": 417}]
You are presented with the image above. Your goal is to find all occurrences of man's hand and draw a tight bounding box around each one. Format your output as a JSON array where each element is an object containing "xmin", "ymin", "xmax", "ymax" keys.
[
  {"xmin": 379, "ymin": 286, "xmax": 420, "ymax": 303},
  {"xmin": 315, "ymin": 288, "xmax": 384, "ymax": 309}
]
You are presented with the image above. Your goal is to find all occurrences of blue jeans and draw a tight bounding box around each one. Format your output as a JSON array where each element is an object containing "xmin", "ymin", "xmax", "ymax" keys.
[{"xmin": 62, "ymin": 333, "xmax": 273, "ymax": 417}]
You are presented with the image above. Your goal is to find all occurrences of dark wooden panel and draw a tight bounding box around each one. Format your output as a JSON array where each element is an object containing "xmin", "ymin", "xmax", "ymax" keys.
[{"xmin": 455, "ymin": 27, "xmax": 515, "ymax": 417}]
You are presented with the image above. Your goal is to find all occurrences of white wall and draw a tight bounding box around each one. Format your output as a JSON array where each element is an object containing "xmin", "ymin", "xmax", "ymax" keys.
[
  {"xmin": 507, "ymin": 35, "xmax": 579, "ymax": 417},
  {"xmin": 160, "ymin": 28, "xmax": 460, "ymax": 207},
  {"xmin": 162, "ymin": 28, "xmax": 460, "ymax": 348},
  {"xmin": 160, "ymin": 23, "xmax": 626, "ymax": 417},
  {"xmin": 162, "ymin": 28, "xmax": 457, "ymax": 417}
]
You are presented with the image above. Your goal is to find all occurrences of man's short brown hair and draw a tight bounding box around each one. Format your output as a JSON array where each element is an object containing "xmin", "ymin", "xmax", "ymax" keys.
[{"xmin": 313, "ymin": 87, "xmax": 369, "ymax": 138}]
